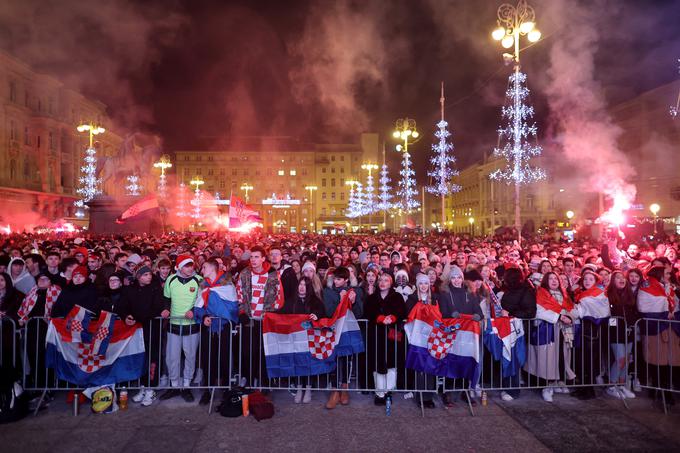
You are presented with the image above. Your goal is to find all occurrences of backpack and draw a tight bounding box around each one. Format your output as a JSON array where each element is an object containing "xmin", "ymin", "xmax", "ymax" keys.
[
  {"xmin": 218, "ymin": 389, "xmax": 244, "ymax": 417},
  {"xmin": 0, "ymin": 377, "xmax": 28, "ymax": 424}
]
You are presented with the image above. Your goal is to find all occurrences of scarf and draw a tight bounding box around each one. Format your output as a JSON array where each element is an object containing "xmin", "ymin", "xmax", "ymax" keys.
[{"xmin": 18, "ymin": 285, "xmax": 61, "ymax": 325}]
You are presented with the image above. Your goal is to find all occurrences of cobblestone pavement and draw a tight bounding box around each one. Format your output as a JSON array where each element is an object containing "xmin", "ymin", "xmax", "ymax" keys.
[{"xmin": 1, "ymin": 388, "xmax": 678, "ymax": 453}]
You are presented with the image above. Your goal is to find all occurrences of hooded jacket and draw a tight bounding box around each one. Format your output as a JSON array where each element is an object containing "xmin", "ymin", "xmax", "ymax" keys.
[
  {"xmin": 9, "ymin": 258, "xmax": 36, "ymax": 295},
  {"xmin": 51, "ymin": 280, "xmax": 100, "ymax": 318}
]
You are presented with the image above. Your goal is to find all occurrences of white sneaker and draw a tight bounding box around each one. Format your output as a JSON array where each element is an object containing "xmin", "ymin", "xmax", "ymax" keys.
[
  {"xmin": 132, "ymin": 387, "xmax": 146, "ymax": 403},
  {"xmin": 542, "ymin": 388, "xmax": 554, "ymax": 402},
  {"xmin": 501, "ymin": 391, "xmax": 514, "ymax": 402},
  {"xmin": 474, "ymin": 385, "xmax": 483, "ymax": 398},
  {"xmin": 633, "ymin": 378, "xmax": 642, "ymax": 393},
  {"xmin": 159, "ymin": 375, "xmax": 169, "ymax": 387},
  {"xmin": 239, "ymin": 377, "xmax": 248, "ymax": 387},
  {"xmin": 294, "ymin": 386, "xmax": 303, "ymax": 404},
  {"xmin": 618, "ymin": 386, "xmax": 636, "ymax": 399},
  {"xmin": 193, "ymin": 368, "xmax": 203, "ymax": 386},
  {"xmin": 302, "ymin": 386, "xmax": 312, "ymax": 404},
  {"xmin": 551, "ymin": 381, "xmax": 570, "ymax": 394},
  {"xmin": 141, "ymin": 390, "xmax": 156, "ymax": 407},
  {"xmin": 595, "ymin": 375, "xmax": 605, "ymax": 385},
  {"xmin": 606, "ymin": 386, "xmax": 624, "ymax": 399}
]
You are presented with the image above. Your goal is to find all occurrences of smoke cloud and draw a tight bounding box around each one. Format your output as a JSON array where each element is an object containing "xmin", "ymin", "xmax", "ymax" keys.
[
  {"xmin": 289, "ymin": 1, "xmax": 390, "ymax": 139},
  {"xmin": 0, "ymin": 1, "xmax": 186, "ymax": 131},
  {"xmin": 542, "ymin": 0, "xmax": 636, "ymax": 212}
]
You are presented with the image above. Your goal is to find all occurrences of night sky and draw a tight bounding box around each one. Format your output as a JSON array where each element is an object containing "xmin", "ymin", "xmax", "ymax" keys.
[{"xmin": 1, "ymin": 0, "xmax": 679, "ymax": 179}]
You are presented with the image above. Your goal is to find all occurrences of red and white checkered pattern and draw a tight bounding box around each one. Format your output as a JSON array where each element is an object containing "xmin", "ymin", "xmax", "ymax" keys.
[
  {"xmin": 427, "ymin": 327, "xmax": 457, "ymax": 360},
  {"xmin": 94, "ymin": 327, "xmax": 110, "ymax": 341},
  {"xmin": 249, "ymin": 273, "xmax": 268, "ymax": 319},
  {"xmin": 77, "ymin": 344, "xmax": 104, "ymax": 372},
  {"xmin": 307, "ymin": 328, "xmax": 336, "ymax": 360},
  {"xmin": 71, "ymin": 319, "xmax": 84, "ymax": 333}
]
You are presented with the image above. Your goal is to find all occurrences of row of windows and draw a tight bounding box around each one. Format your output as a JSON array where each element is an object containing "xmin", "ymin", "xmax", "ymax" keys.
[
  {"xmin": 183, "ymin": 168, "xmax": 305, "ymax": 177},
  {"xmin": 321, "ymin": 166, "xmax": 345, "ymax": 174},
  {"xmin": 181, "ymin": 155, "xmax": 311, "ymax": 163},
  {"xmin": 7, "ymin": 120, "xmax": 57, "ymax": 150},
  {"xmin": 321, "ymin": 178, "xmax": 346, "ymax": 187}
]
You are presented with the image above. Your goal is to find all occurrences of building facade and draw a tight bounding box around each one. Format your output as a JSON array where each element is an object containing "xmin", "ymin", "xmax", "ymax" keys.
[
  {"xmin": 0, "ymin": 51, "xmax": 121, "ymax": 226},
  {"xmin": 174, "ymin": 133, "xmax": 379, "ymax": 233}
]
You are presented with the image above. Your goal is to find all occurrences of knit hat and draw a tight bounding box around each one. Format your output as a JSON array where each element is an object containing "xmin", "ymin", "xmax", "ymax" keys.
[
  {"xmin": 415, "ymin": 273, "xmax": 430, "ymax": 286},
  {"xmin": 72, "ymin": 265, "xmax": 88, "ymax": 280},
  {"xmin": 136, "ymin": 265, "xmax": 153, "ymax": 278},
  {"xmin": 395, "ymin": 268, "xmax": 409, "ymax": 282},
  {"xmin": 301, "ymin": 261, "xmax": 316, "ymax": 273},
  {"xmin": 175, "ymin": 254, "xmax": 194, "ymax": 269},
  {"xmin": 127, "ymin": 253, "xmax": 143, "ymax": 265},
  {"xmin": 74, "ymin": 247, "xmax": 89, "ymax": 259},
  {"xmin": 390, "ymin": 250, "xmax": 402, "ymax": 263},
  {"xmin": 448, "ymin": 265, "xmax": 464, "ymax": 279},
  {"xmin": 365, "ymin": 263, "xmax": 380, "ymax": 275}
]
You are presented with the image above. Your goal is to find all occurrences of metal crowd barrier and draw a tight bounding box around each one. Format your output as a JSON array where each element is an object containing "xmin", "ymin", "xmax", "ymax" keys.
[
  {"xmin": 1, "ymin": 317, "xmax": 18, "ymax": 372},
  {"xmin": 10, "ymin": 314, "xmax": 670, "ymax": 417},
  {"xmin": 633, "ymin": 317, "xmax": 680, "ymax": 414}
]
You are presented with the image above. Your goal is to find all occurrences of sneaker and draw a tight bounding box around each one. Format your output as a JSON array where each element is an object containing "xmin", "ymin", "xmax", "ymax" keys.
[
  {"xmin": 160, "ymin": 389, "xmax": 182, "ymax": 401},
  {"xmin": 595, "ymin": 375, "xmax": 605, "ymax": 385},
  {"xmin": 302, "ymin": 386, "xmax": 312, "ymax": 404},
  {"xmin": 294, "ymin": 386, "xmax": 303, "ymax": 404},
  {"xmin": 606, "ymin": 386, "xmax": 624, "ymax": 399},
  {"xmin": 181, "ymin": 389, "xmax": 194, "ymax": 403},
  {"xmin": 619, "ymin": 386, "xmax": 636, "ymax": 399},
  {"xmin": 132, "ymin": 387, "xmax": 146, "ymax": 403},
  {"xmin": 474, "ymin": 385, "xmax": 483, "ymax": 398},
  {"xmin": 500, "ymin": 391, "xmax": 514, "ymax": 402},
  {"xmin": 159, "ymin": 375, "xmax": 169, "ymax": 388},
  {"xmin": 551, "ymin": 381, "xmax": 570, "ymax": 394},
  {"xmin": 141, "ymin": 390, "xmax": 156, "ymax": 407},
  {"xmin": 633, "ymin": 378, "xmax": 642, "ymax": 393},
  {"xmin": 542, "ymin": 388, "xmax": 554, "ymax": 402}
]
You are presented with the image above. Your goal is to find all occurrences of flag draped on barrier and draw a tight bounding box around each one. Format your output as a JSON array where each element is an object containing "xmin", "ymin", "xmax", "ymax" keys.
[
  {"xmin": 263, "ymin": 294, "xmax": 364, "ymax": 378},
  {"xmin": 45, "ymin": 305, "xmax": 145, "ymax": 386},
  {"xmin": 637, "ymin": 277, "xmax": 679, "ymax": 335},
  {"xmin": 483, "ymin": 317, "xmax": 526, "ymax": 377},
  {"xmin": 404, "ymin": 303, "xmax": 480, "ymax": 380}
]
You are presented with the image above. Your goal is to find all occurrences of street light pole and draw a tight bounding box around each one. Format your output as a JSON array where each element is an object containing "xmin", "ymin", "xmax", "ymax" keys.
[
  {"xmin": 492, "ymin": 0, "xmax": 542, "ymax": 244},
  {"xmin": 361, "ymin": 163, "xmax": 378, "ymax": 230},
  {"xmin": 305, "ymin": 185, "xmax": 317, "ymax": 233}
]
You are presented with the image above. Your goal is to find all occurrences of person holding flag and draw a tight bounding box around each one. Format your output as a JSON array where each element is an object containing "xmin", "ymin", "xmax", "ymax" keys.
[
  {"xmin": 193, "ymin": 258, "xmax": 238, "ymax": 405},
  {"xmin": 235, "ymin": 246, "xmax": 284, "ymax": 387}
]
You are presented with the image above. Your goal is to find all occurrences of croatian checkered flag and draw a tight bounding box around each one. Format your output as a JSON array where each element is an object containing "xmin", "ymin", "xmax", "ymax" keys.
[{"xmin": 45, "ymin": 305, "xmax": 145, "ymax": 386}]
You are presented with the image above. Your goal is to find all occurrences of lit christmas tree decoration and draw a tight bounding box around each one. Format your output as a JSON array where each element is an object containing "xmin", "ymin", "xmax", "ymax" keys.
[
  {"xmin": 427, "ymin": 83, "xmax": 461, "ymax": 226},
  {"xmin": 354, "ymin": 182, "xmax": 365, "ymax": 217},
  {"xmin": 361, "ymin": 163, "xmax": 379, "ymax": 215},
  {"xmin": 74, "ymin": 146, "xmax": 102, "ymax": 210},
  {"xmin": 377, "ymin": 163, "xmax": 393, "ymax": 211},
  {"xmin": 176, "ymin": 182, "xmax": 188, "ymax": 217},
  {"xmin": 490, "ymin": 71, "xmax": 545, "ymax": 185},
  {"xmin": 190, "ymin": 176, "xmax": 204, "ymax": 220},
  {"xmin": 397, "ymin": 149, "xmax": 419, "ymax": 212},
  {"xmin": 154, "ymin": 155, "xmax": 172, "ymax": 199},
  {"xmin": 126, "ymin": 174, "xmax": 141, "ymax": 196}
]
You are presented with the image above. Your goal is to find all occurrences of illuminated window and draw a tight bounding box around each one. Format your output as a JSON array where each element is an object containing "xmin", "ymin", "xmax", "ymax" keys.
[
  {"xmin": 290, "ymin": 170, "xmax": 296, "ymax": 176},
  {"xmin": 278, "ymin": 170, "xmax": 285, "ymax": 176}
]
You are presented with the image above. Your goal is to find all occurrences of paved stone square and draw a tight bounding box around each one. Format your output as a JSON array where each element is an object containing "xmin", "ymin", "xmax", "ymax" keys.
[{"xmin": 1, "ymin": 388, "xmax": 678, "ymax": 452}]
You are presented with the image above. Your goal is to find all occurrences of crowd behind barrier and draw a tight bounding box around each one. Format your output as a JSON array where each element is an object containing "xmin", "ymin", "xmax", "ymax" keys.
[{"xmin": 0, "ymin": 229, "xmax": 679, "ymax": 418}]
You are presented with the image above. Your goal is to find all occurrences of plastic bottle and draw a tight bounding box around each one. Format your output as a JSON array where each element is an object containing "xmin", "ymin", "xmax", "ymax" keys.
[
  {"xmin": 242, "ymin": 394, "xmax": 249, "ymax": 417},
  {"xmin": 481, "ymin": 391, "xmax": 488, "ymax": 406},
  {"xmin": 385, "ymin": 394, "xmax": 392, "ymax": 416},
  {"xmin": 119, "ymin": 389, "xmax": 128, "ymax": 410}
]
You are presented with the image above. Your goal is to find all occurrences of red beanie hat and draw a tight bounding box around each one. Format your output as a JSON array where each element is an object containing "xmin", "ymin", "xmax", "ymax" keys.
[
  {"xmin": 72, "ymin": 265, "xmax": 89, "ymax": 280},
  {"xmin": 175, "ymin": 254, "xmax": 194, "ymax": 269}
]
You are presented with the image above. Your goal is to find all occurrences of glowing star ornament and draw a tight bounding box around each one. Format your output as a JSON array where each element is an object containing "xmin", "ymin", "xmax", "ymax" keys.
[
  {"xmin": 125, "ymin": 175, "xmax": 141, "ymax": 197},
  {"xmin": 74, "ymin": 146, "xmax": 102, "ymax": 210}
]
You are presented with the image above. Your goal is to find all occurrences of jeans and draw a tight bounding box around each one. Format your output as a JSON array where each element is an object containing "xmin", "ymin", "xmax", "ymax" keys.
[{"xmin": 610, "ymin": 342, "xmax": 632, "ymax": 384}]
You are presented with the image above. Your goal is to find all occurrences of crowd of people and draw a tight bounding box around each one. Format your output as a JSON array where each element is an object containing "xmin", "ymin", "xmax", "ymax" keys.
[{"xmin": 0, "ymin": 228, "xmax": 679, "ymax": 412}]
